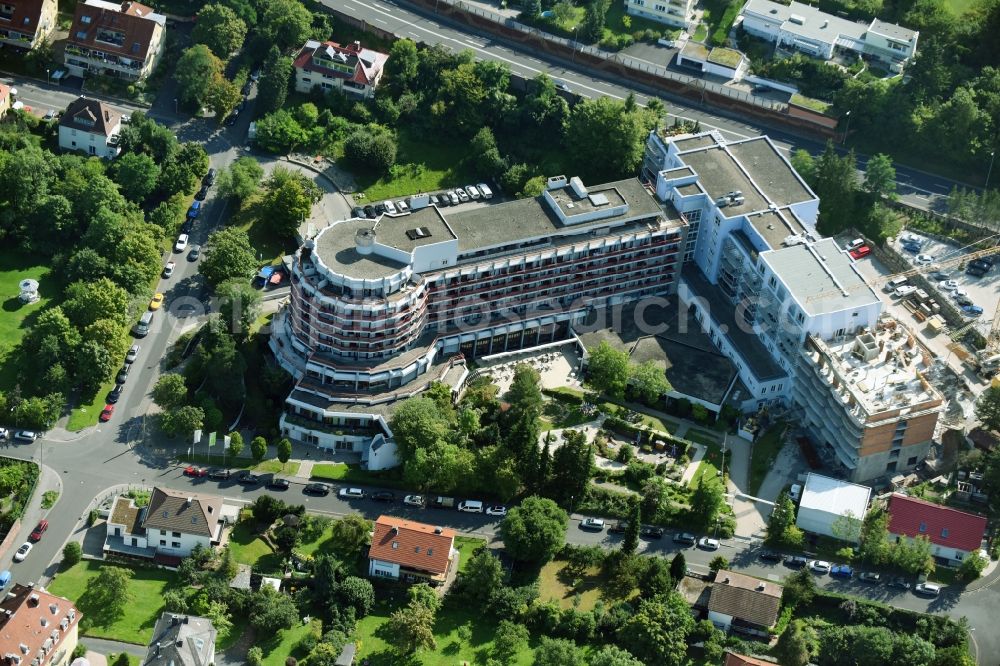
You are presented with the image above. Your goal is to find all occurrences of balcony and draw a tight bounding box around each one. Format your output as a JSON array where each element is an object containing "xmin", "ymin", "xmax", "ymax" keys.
[{"xmin": 283, "ymin": 412, "xmax": 383, "ymax": 438}]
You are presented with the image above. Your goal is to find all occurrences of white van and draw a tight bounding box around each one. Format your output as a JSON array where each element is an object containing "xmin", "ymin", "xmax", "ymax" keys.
[
  {"xmin": 847, "ymin": 238, "xmax": 865, "ymax": 251},
  {"xmin": 477, "ymin": 183, "xmax": 494, "ymax": 199},
  {"xmin": 894, "ymin": 285, "xmax": 918, "ymax": 298},
  {"xmin": 885, "ymin": 277, "xmax": 908, "ymax": 293},
  {"xmin": 133, "ymin": 311, "xmax": 153, "ymax": 337},
  {"xmin": 457, "ymin": 500, "xmax": 484, "ymax": 513}
]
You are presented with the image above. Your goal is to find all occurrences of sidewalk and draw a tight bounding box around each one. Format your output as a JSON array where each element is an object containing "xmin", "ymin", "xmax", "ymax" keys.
[{"xmin": 1, "ymin": 463, "xmax": 61, "ymax": 564}]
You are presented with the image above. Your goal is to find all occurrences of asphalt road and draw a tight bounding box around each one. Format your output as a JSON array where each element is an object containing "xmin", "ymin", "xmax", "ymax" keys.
[{"xmin": 328, "ymin": 0, "xmax": 969, "ymax": 213}]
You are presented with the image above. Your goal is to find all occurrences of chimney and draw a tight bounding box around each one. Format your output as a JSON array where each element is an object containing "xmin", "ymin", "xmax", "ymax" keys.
[
  {"xmin": 756, "ymin": 582, "xmax": 766, "ymax": 591},
  {"xmin": 434, "ymin": 526, "xmax": 443, "ymax": 534},
  {"xmin": 171, "ymin": 616, "xmax": 179, "ymax": 626},
  {"xmin": 722, "ymin": 577, "xmax": 730, "ymax": 584},
  {"xmin": 353, "ymin": 40, "xmax": 361, "ymax": 51},
  {"xmin": 185, "ymin": 497, "xmax": 193, "ymax": 506},
  {"xmin": 390, "ymin": 526, "xmax": 399, "ymax": 536}
]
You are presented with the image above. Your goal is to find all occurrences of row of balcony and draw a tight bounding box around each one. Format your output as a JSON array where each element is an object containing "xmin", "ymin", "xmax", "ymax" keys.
[
  {"xmin": 65, "ymin": 44, "xmax": 145, "ymax": 70},
  {"xmin": 283, "ymin": 412, "xmax": 384, "ymax": 438},
  {"xmin": 300, "ymin": 310, "xmax": 428, "ymax": 351},
  {"xmin": 295, "ymin": 283, "xmax": 429, "ymax": 327}
]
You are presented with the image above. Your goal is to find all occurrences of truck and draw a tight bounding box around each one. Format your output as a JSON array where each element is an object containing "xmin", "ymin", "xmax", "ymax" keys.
[{"xmin": 431, "ymin": 496, "xmax": 455, "ymax": 509}]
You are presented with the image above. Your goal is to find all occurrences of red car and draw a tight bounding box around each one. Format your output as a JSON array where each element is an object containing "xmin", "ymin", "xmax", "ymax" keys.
[
  {"xmin": 29, "ymin": 520, "xmax": 48, "ymax": 542},
  {"xmin": 184, "ymin": 466, "xmax": 207, "ymax": 477},
  {"xmin": 849, "ymin": 245, "xmax": 871, "ymax": 260},
  {"xmin": 99, "ymin": 404, "xmax": 115, "ymax": 422}
]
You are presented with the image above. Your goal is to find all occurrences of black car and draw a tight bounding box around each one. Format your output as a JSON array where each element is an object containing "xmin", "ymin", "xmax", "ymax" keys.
[
  {"xmin": 374, "ymin": 203, "xmax": 387, "ymax": 215},
  {"xmin": 204, "ymin": 168, "xmax": 217, "ymax": 186},
  {"xmin": 188, "ymin": 245, "xmax": 201, "ymax": 261},
  {"xmin": 859, "ymin": 572, "xmax": 882, "ymax": 583},
  {"xmin": 195, "ymin": 184, "xmax": 209, "ymax": 201},
  {"xmin": 785, "ymin": 555, "xmax": 809, "ymax": 568},
  {"xmin": 235, "ymin": 471, "xmax": 260, "ymax": 485},
  {"xmin": 181, "ymin": 219, "xmax": 194, "ymax": 234},
  {"xmin": 609, "ymin": 521, "xmax": 628, "ymax": 534},
  {"xmin": 673, "ymin": 532, "xmax": 696, "ymax": 546},
  {"xmin": 352, "ymin": 206, "xmax": 366, "ymax": 219},
  {"xmin": 640, "ymin": 526, "xmax": 664, "ymax": 539},
  {"xmin": 106, "ymin": 383, "xmax": 124, "ymax": 404},
  {"xmin": 241, "ymin": 81, "xmax": 253, "ymax": 96},
  {"xmin": 304, "ymin": 482, "xmax": 330, "ymax": 496},
  {"xmin": 363, "ymin": 205, "xmax": 376, "ymax": 219},
  {"xmin": 267, "ymin": 478, "xmax": 290, "ymax": 490},
  {"xmin": 225, "ymin": 111, "xmax": 239, "ymax": 127},
  {"xmin": 758, "ymin": 550, "xmax": 783, "ymax": 563},
  {"xmin": 208, "ymin": 468, "xmax": 231, "ymax": 480},
  {"xmin": 888, "ymin": 576, "xmax": 911, "ymax": 590},
  {"xmin": 371, "ymin": 491, "xmax": 395, "ymax": 502},
  {"xmin": 116, "ymin": 365, "xmax": 130, "ymax": 384}
]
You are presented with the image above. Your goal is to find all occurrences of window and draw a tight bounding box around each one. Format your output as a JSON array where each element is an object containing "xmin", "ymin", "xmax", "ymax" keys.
[
  {"xmin": 414, "ymin": 546, "xmax": 421, "ymax": 553},
  {"xmin": 918, "ymin": 522, "xmax": 927, "ymax": 533},
  {"xmin": 172, "ymin": 541, "xmax": 181, "ymax": 548},
  {"xmin": 392, "ymin": 541, "xmax": 398, "ymax": 549},
  {"xmin": 655, "ymin": 3, "xmax": 666, "ymax": 9},
  {"xmin": 941, "ymin": 528, "xmax": 949, "ymax": 538},
  {"xmin": 172, "ymin": 531, "xmax": 181, "ymax": 538},
  {"xmin": 427, "ymin": 548, "xmax": 433, "ymax": 556},
  {"xmin": 907, "ymin": 456, "xmax": 918, "ymax": 466},
  {"xmin": 160, "ymin": 539, "xmax": 166, "ymax": 546},
  {"xmin": 81, "ymin": 15, "xmax": 91, "ymax": 23},
  {"xmin": 75, "ymin": 30, "xmax": 87, "ymax": 39}
]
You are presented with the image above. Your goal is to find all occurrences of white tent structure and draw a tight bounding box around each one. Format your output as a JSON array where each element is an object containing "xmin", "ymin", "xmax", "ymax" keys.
[{"xmin": 18, "ymin": 278, "xmax": 39, "ymax": 304}]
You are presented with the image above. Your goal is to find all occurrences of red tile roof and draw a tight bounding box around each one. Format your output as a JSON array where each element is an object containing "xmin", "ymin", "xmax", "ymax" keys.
[
  {"xmin": 887, "ymin": 493, "xmax": 986, "ymax": 553},
  {"xmin": 0, "ymin": 0, "xmax": 50, "ymax": 39},
  {"xmin": 0, "ymin": 584, "xmax": 81, "ymax": 666},
  {"xmin": 724, "ymin": 653, "xmax": 774, "ymax": 666},
  {"xmin": 369, "ymin": 515, "xmax": 455, "ymax": 576},
  {"xmin": 67, "ymin": 0, "xmax": 163, "ymax": 61},
  {"xmin": 293, "ymin": 39, "xmax": 388, "ymax": 87}
]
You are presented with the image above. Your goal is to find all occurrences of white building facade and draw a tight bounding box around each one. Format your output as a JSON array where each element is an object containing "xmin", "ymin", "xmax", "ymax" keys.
[{"xmin": 623, "ymin": 0, "xmax": 694, "ymax": 30}]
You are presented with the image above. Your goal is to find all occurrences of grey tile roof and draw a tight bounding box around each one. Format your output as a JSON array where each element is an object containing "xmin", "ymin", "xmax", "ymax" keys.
[
  {"xmin": 60, "ymin": 96, "xmax": 121, "ymax": 137},
  {"xmin": 144, "ymin": 614, "xmax": 216, "ymax": 666},
  {"xmin": 142, "ymin": 487, "xmax": 222, "ymax": 538}
]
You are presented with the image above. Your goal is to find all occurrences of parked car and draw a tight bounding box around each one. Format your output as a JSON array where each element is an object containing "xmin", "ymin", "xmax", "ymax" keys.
[
  {"xmin": 0, "ymin": 429, "xmax": 7, "ymax": 440},
  {"xmin": 859, "ymin": 572, "xmax": 882, "ymax": 583},
  {"xmin": 830, "ymin": 564, "xmax": 854, "ymax": 578},
  {"xmin": 902, "ymin": 242, "xmax": 920, "ymax": 254},
  {"xmin": 338, "ymin": 487, "xmax": 366, "ymax": 499},
  {"xmin": 477, "ymin": 183, "xmax": 494, "ymax": 199},
  {"xmin": 465, "ymin": 185, "xmax": 481, "ymax": 200},
  {"xmin": 458, "ymin": 500, "xmax": 484, "ymax": 513},
  {"xmin": 29, "ymin": 520, "xmax": 48, "ymax": 542},
  {"xmin": 785, "ymin": 555, "xmax": 809, "ymax": 568},
  {"xmin": 106, "ymin": 384, "xmax": 124, "ymax": 404},
  {"xmin": 915, "ymin": 253, "xmax": 934, "ymax": 264},
  {"xmin": 267, "ymin": 478, "xmax": 290, "ymax": 490},
  {"xmin": 181, "ymin": 218, "xmax": 194, "ymax": 234},
  {"xmin": 371, "ymin": 491, "xmax": 395, "ymax": 502},
  {"xmin": 485, "ymin": 505, "xmax": 507, "ymax": 517},
  {"xmin": 208, "ymin": 469, "xmax": 230, "ymax": 480},
  {"xmin": 99, "ymin": 404, "xmax": 115, "ymax": 422},
  {"xmin": 963, "ymin": 304, "xmax": 984, "ymax": 317},
  {"xmin": 698, "ymin": 537, "xmax": 720, "ymax": 551},
  {"xmin": 956, "ymin": 295, "xmax": 975, "ymax": 307},
  {"xmin": 0, "ymin": 571, "xmax": 10, "ymax": 589},
  {"xmin": 448, "ymin": 191, "xmax": 460, "ymax": 205},
  {"xmin": 304, "ymin": 482, "xmax": 330, "ymax": 495},
  {"xmin": 889, "ymin": 576, "xmax": 911, "ymax": 590},
  {"xmin": 116, "ymin": 364, "xmax": 130, "ymax": 384},
  {"xmin": 640, "ymin": 526, "xmax": 664, "ymax": 539},
  {"xmin": 403, "ymin": 494, "xmax": 425, "ymax": 507},
  {"xmin": 929, "ymin": 271, "xmax": 950, "ymax": 281},
  {"xmin": 204, "ymin": 168, "xmax": 217, "ymax": 185},
  {"xmin": 915, "ymin": 582, "xmax": 941, "ymax": 596},
  {"xmin": 13, "ymin": 431, "xmax": 37, "ymax": 443},
  {"xmin": 941, "ymin": 279, "xmax": 960, "ymax": 291},
  {"xmin": 125, "ymin": 344, "xmax": 140, "ymax": 363},
  {"xmin": 187, "ymin": 245, "xmax": 201, "ymax": 262},
  {"xmin": 894, "ymin": 285, "xmax": 918, "ymax": 298},
  {"xmin": 758, "ymin": 550, "xmax": 783, "ymax": 563},
  {"xmin": 163, "ymin": 262, "xmax": 175, "ymax": 278},
  {"xmin": 236, "ymin": 471, "xmax": 260, "ymax": 485},
  {"xmin": 608, "ymin": 521, "xmax": 628, "ymax": 534},
  {"xmin": 849, "ymin": 245, "xmax": 871, "ymax": 260},
  {"xmin": 13, "ymin": 543, "xmax": 31, "ymax": 562},
  {"xmin": 456, "ymin": 189, "xmax": 470, "ymax": 202},
  {"xmin": 225, "ymin": 110, "xmax": 239, "ymax": 126},
  {"xmin": 352, "ymin": 206, "xmax": 366, "ymax": 219},
  {"xmin": 396, "ymin": 199, "xmax": 409, "ymax": 213},
  {"xmin": 184, "ymin": 466, "xmax": 207, "ymax": 477},
  {"xmin": 175, "ymin": 234, "xmax": 189, "ymax": 252},
  {"xmin": 363, "ymin": 205, "xmax": 376, "ymax": 218},
  {"xmin": 429, "ymin": 195, "xmax": 440, "ymax": 206},
  {"xmin": 808, "ymin": 560, "xmax": 832, "ymax": 574},
  {"xmin": 580, "ymin": 517, "xmax": 605, "ymax": 531},
  {"xmin": 384, "ymin": 200, "xmax": 397, "ymax": 215},
  {"xmin": 188, "ymin": 201, "xmax": 202, "ymax": 219},
  {"xmin": 149, "ymin": 293, "xmax": 165, "ymax": 310},
  {"xmin": 195, "ymin": 184, "xmax": 209, "ymax": 201},
  {"xmin": 673, "ymin": 532, "xmax": 697, "ymax": 546}
]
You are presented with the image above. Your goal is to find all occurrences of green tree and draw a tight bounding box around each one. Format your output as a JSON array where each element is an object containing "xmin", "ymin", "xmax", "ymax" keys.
[
  {"xmin": 580, "ymin": 0, "xmax": 611, "ymax": 43},
  {"xmin": 389, "ymin": 396, "xmax": 453, "ymax": 460},
  {"xmin": 153, "ymin": 374, "xmax": 188, "ymax": 410},
  {"xmin": 563, "ymin": 96, "xmax": 652, "ymax": 183},
  {"xmin": 629, "ymin": 361, "xmax": 671, "ymax": 404},
  {"xmin": 85, "ymin": 566, "xmax": 134, "ymax": 623},
  {"xmin": 260, "ymin": 172, "xmax": 316, "ymax": 238},
  {"xmin": 533, "ymin": 637, "xmax": 586, "ymax": 666},
  {"xmin": 813, "ymin": 141, "xmax": 859, "ymax": 236},
  {"xmin": 217, "ymin": 156, "xmax": 264, "ymax": 202},
  {"xmin": 385, "ymin": 38, "xmax": 419, "ymax": 93},
  {"xmin": 469, "ymin": 126, "xmax": 505, "ymax": 177},
  {"xmin": 175, "ymin": 44, "xmax": 225, "ymax": 108},
  {"xmin": 492, "ymin": 620, "xmax": 529, "ymax": 663},
  {"xmin": 254, "ymin": 109, "xmax": 307, "ymax": 153},
  {"xmin": 251, "ymin": 436, "xmax": 268, "ymax": 463},
  {"xmin": 586, "ymin": 341, "xmax": 630, "ymax": 397},
  {"xmin": 217, "ymin": 279, "xmax": 262, "ymax": 341},
  {"xmin": 385, "ymin": 600, "xmax": 437, "ymax": 654},
  {"xmin": 343, "ymin": 127, "xmax": 398, "ymax": 174},
  {"xmin": 863, "ymin": 153, "xmax": 897, "ymax": 200},
  {"xmin": 774, "ymin": 619, "xmax": 817, "ymax": 666},
  {"xmin": 112, "ymin": 152, "xmax": 160, "ymax": 202},
  {"xmin": 618, "ymin": 592, "xmax": 694, "ymax": 665},
  {"xmin": 958, "ymin": 551, "xmax": 988, "ymax": 581},
  {"xmin": 621, "ymin": 497, "xmax": 640, "ymax": 556},
  {"xmin": 547, "ymin": 429, "xmax": 594, "ymax": 510},
  {"xmin": 205, "ymin": 75, "xmax": 242, "ymax": 124},
  {"xmin": 588, "ymin": 646, "xmax": 644, "ymax": 666},
  {"xmin": 458, "ymin": 548, "xmax": 504, "ymax": 605},
  {"xmin": 200, "ymin": 227, "xmax": 258, "ymax": 287},
  {"xmin": 62, "ymin": 541, "xmax": 82, "ymax": 566},
  {"xmin": 891, "ymin": 534, "xmax": 935, "ymax": 576},
  {"xmin": 161, "ymin": 405, "xmax": 204, "ymax": 438},
  {"xmin": 248, "ymin": 585, "xmax": 298, "ymax": 634},
  {"xmin": 257, "ymin": 46, "xmax": 294, "ymax": 115},
  {"xmin": 499, "ymin": 496, "xmax": 568, "ymax": 563},
  {"xmin": 767, "ymin": 490, "xmax": 803, "ymax": 547},
  {"xmin": 192, "ymin": 4, "xmax": 247, "ymax": 59},
  {"xmin": 277, "ymin": 437, "xmax": 293, "ymax": 468},
  {"xmin": 521, "ymin": 0, "xmax": 542, "ymax": 18},
  {"xmin": 975, "ymin": 386, "xmax": 1000, "ymax": 431},
  {"xmin": 337, "ymin": 576, "xmax": 375, "ymax": 617},
  {"xmin": 708, "ymin": 555, "xmax": 729, "ymax": 575},
  {"xmin": 62, "ymin": 278, "xmax": 131, "ymax": 329},
  {"xmin": 331, "ymin": 514, "xmax": 371, "ymax": 557},
  {"xmin": 790, "ymin": 149, "xmax": 816, "ymax": 182},
  {"xmin": 783, "ymin": 568, "xmax": 817, "ymax": 609},
  {"xmin": 260, "ymin": 0, "xmax": 312, "ymax": 51},
  {"xmin": 689, "ymin": 476, "xmax": 725, "ymax": 528},
  {"xmin": 830, "ymin": 509, "xmax": 863, "ymax": 543},
  {"xmin": 859, "ymin": 509, "xmax": 891, "ymax": 565},
  {"xmin": 247, "ymin": 647, "xmax": 263, "ymax": 666}
]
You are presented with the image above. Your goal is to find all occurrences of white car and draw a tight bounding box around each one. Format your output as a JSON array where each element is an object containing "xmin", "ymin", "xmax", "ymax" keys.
[
  {"xmin": 456, "ymin": 188, "xmax": 470, "ymax": 202},
  {"xmin": 403, "ymin": 494, "xmax": 424, "ymax": 507},
  {"xmin": 485, "ymin": 505, "xmax": 507, "ymax": 517},
  {"xmin": 894, "ymin": 285, "xmax": 918, "ymax": 298},
  {"xmin": 465, "ymin": 185, "xmax": 481, "ymax": 200},
  {"xmin": 338, "ymin": 487, "xmax": 365, "ymax": 499},
  {"xmin": 915, "ymin": 254, "xmax": 934, "ymax": 264},
  {"xmin": 163, "ymin": 261, "xmax": 175, "ymax": 278},
  {"xmin": 13, "ymin": 542, "xmax": 32, "ymax": 562},
  {"xmin": 952, "ymin": 287, "xmax": 968, "ymax": 298},
  {"xmin": 396, "ymin": 200, "xmax": 409, "ymax": 213},
  {"xmin": 808, "ymin": 559, "xmax": 831, "ymax": 574},
  {"xmin": 697, "ymin": 537, "xmax": 720, "ymax": 551},
  {"xmin": 580, "ymin": 517, "xmax": 605, "ymax": 531},
  {"xmin": 942, "ymin": 280, "xmax": 959, "ymax": 291},
  {"xmin": 914, "ymin": 582, "xmax": 941, "ymax": 596},
  {"xmin": 448, "ymin": 191, "xmax": 460, "ymax": 205},
  {"xmin": 0, "ymin": 428, "xmax": 7, "ymax": 440},
  {"xmin": 174, "ymin": 234, "xmax": 189, "ymax": 252},
  {"xmin": 383, "ymin": 200, "xmax": 397, "ymax": 215}
]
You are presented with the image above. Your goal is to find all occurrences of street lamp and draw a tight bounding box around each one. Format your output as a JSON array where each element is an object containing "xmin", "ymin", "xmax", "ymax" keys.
[
  {"xmin": 987, "ymin": 151, "xmax": 996, "ymax": 191},
  {"xmin": 572, "ymin": 27, "xmax": 579, "ymax": 62},
  {"xmin": 842, "ymin": 110, "xmax": 852, "ymax": 145},
  {"xmin": 174, "ymin": 97, "xmax": 178, "ymax": 114},
  {"xmin": 46, "ymin": 68, "xmax": 49, "ymax": 85}
]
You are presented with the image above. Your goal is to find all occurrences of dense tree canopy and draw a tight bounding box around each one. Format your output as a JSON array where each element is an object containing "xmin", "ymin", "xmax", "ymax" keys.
[{"xmin": 499, "ymin": 496, "xmax": 568, "ymax": 563}]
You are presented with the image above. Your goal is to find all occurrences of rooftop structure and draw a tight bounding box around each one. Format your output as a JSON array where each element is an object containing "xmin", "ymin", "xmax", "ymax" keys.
[
  {"xmin": 143, "ymin": 614, "xmax": 216, "ymax": 666},
  {"xmin": 707, "ymin": 569, "xmax": 782, "ymax": 631},
  {"xmin": 887, "ymin": 493, "xmax": 986, "ymax": 555},
  {"xmin": 796, "ymin": 472, "xmax": 871, "ymax": 541},
  {"xmin": 0, "ymin": 585, "xmax": 81, "ymax": 666},
  {"xmin": 59, "ymin": 96, "xmax": 121, "ymax": 138}
]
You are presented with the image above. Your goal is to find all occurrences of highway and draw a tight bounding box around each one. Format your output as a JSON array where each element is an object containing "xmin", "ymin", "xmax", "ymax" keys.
[{"xmin": 328, "ymin": 0, "xmax": 967, "ymax": 213}]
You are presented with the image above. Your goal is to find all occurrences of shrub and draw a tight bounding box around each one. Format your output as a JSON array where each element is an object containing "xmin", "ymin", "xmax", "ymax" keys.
[
  {"xmin": 247, "ymin": 646, "xmax": 263, "ymax": 666},
  {"xmin": 63, "ymin": 541, "xmax": 82, "ymax": 566}
]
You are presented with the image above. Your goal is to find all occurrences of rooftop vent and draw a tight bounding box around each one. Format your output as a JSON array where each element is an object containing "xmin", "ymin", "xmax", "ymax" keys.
[
  {"xmin": 405, "ymin": 227, "xmax": 432, "ymax": 241},
  {"xmin": 546, "ymin": 175, "xmax": 568, "ymax": 190},
  {"xmin": 789, "ymin": 13, "xmax": 805, "ymax": 24},
  {"xmin": 28, "ymin": 595, "xmax": 39, "ymax": 606},
  {"xmin": 355, "ymin": 228, "xmax": 376, "ymax": 255},
  {"xmin": 588, "ymin": 193, "xmax": 610, "ymax": 207},
  {"xmin": 18, "ymin": 645, "xmax": 28, "ymax": 656},
  {"xmin": 434, "ymin": 526, "xmax": 443, "ymax": 534},
  {"xmin": 722, "ymin": 577, "xmax": 731, "ymax": 584},
  {"xmin": 48, "ymin": 604, "xmax": 57, "ymax": 615},
  {"xmin": 569, "ymin": 176, "xmax": 588, "ymax": 198},
  {"xmin": 756, "ymin": 582, "xmax": 766, "ymax": 591}
]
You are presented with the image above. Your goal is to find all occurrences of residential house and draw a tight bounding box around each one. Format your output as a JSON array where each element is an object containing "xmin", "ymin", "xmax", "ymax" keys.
[
  {"xmin": 368, "ymin": 516, "xmax": 458, "ymax": 587},
  {"xmin": 293, "ymin": 39, "xmax": 389, "ymax": 99},
  {"xmin": 677, "ymin": 42, "xmax": 750, "ymax": 80},
  {"xmin": 0, "ymin": 0, "xmax": 57, "ymax": 50},
  {"xmin": 0, "ymin": 584, "xmax": 81, "ymax": 666},
  {"xmin": 143, "ymin": 614, "xmax": 216, "ymax": 666},
  {"xmin": 707, "ymin": 569, "xmax": 783, "ymax": 636},
  {"xmin": 739, "ymin": 0, "xmax": 918, "ymax": 72},
  {"xmin": 104, "ymin": 486, "xmax": 224, "ymax": 561},
  {"xmin": 623, "ymin": 0, "xmax": 694, "ymax": 30},
  {"xmin": 795, "ymin": 472, "xmax": 871, "ymax": 542},
  {"xmin": 58, "ymin": 96, "xmax": 122, "ymax": 158},
  {"xmin": 724, "ymin": 652, "xmax": 775, "ymax": 666},
  {"xmin": 887, "ymin": 493, "xmax": 986, "ymax": 566},
  {"xmin": 64, "ymin": 0, "xmax": 166, "ymax": 81},
  {"xmin": 0, "ymin": 83, "xmax": 11, "ymax": 119}
]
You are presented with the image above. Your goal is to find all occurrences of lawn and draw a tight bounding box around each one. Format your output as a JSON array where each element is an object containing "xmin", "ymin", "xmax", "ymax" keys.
[
  {"xmin": 254, "ymin": 460, "xmax": 301, "ymax": 476},
  {"xmin": 541, "ymin": 404, "xmax": 597, "ymax": 432},
  {"xmin": 226, "ymin": 521, "xmax": 285, "ymax": 573},
  {"xmin": 749, "ymin": 423, "xmax": 787, "ymax": 495},
  {"xmin": 355, "ymin": 597, "xmax": 535, "ymax": 665},
  {"xmin": 230, "ymin": 199, "xmax": 297, "ymax": 267},
  {"xmin": 604, "ymin": 2, "xmax": 673, "ymax": 40},
  {"xmin": 685, "ymin": 429, "xmax": 721, "ymax": 447},
  {"xmin": 701, "ymin": 0, "xmax": 742, "ymax": 45},
  {"xmin": 310, "ymin": 463, "xmax": 409, "ymax": 489},
  {"xmin": 65, "ymin": 380, "xmax": 115, "ymax": 431},
  {"xmin": 48, "ymin": 561, "xmax": 178, "ymax": 644},
  {"xmin": 0, "ymin": 250, "xmax": 60, "ymax": 391},
  {"xmin": 454, "ymin": 536, "xmax": 486, "ymax": 574},
  {"xmin": 259, "ymin": 618, "xmax": 322, "ymax": 666},
  {"xmin": 356, "ymin": 127, "xmax": 477, "ymax": 202},
  {"xmin": 790, "ymin": 93, "xmax": 833, "ymax": 114},
  {"xmin": 538, "ymin": 561, "xmax": 605, "ymax": 611}
]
